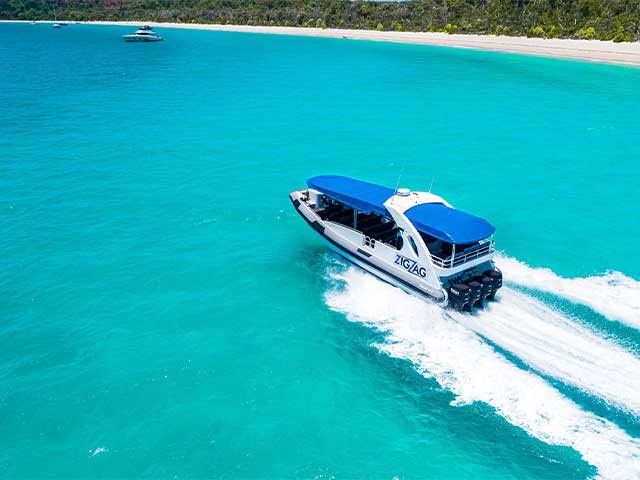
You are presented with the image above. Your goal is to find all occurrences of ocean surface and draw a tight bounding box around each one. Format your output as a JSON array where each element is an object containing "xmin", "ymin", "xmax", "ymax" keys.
[{"xmin": 1, "ymin": 22, "xmax": 640, "ymax": 479}]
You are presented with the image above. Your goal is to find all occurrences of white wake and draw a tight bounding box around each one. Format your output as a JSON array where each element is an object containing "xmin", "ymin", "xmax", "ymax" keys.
[
  {"xmin": 496, "ymin": 255, "xmax": 640, "ymax": 330},
  {"xmin": 324, "ymin": 265, "xmax": 640, "ymax": 480},
  {"xmin": 451, "ymin": 287, "xmax": 640, "ymax": 418}
]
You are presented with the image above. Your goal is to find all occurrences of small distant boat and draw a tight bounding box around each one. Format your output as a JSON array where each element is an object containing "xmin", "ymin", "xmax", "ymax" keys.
[
  {"xmin": 122, "ymin": 25, "xmax": 163, "ymax": 42},
  {"xmin": 53, "ymin": 23, "xmax": 61, "ymax": 29},
  {"xmin": 290, "ymin": 176, "xmax": 503, "ymax": 312}
]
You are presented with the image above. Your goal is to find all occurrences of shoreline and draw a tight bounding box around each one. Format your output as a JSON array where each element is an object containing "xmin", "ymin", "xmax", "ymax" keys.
[{"xmin": 5, "ymin": 20, "xmax": 640, "ymax": 67}]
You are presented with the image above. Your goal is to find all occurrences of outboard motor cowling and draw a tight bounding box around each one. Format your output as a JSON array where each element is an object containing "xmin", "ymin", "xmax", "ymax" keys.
[
  {"xmin": 484, "ymin": 269, "xmax": 502, "ymax": 300},
  {"xmin": 473, "ymin": 276, "xmax": 494, "ymax": 307},
  {"xmin": 467, "ymin": 280, "xmax": 482, "ymax": 309},
  {"xmin": 449, "ymin": 284, "xmax": 470, "ymax": 312}
]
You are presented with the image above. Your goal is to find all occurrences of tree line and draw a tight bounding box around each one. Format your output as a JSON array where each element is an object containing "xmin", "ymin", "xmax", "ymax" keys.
[{"xmin": 3, "ymin": 0, "xmax": 639, "ymax": 42}]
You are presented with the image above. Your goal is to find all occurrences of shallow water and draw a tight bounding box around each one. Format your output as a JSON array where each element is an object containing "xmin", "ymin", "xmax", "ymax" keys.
[{"xmin": 1, "ymin": 23, "xmax": 640, "ymax": 479}]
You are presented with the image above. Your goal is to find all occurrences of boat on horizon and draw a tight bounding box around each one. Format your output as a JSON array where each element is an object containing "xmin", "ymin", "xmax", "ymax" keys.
[
  {"xmin": 122, "ymin": 25, "xmax": 163, "ymax": 42},
  {"xmin": 290, "ymin": 175, "xmax": 502, "ymax": 311}
]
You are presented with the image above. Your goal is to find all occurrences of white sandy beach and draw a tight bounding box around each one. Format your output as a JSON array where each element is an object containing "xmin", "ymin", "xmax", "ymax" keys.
[{"xmin": 7, "ymin": 20, "xmax": 640, "ymax": 67}]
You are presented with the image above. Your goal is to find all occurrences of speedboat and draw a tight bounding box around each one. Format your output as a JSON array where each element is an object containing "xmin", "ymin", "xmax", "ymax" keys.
[
  {"xmin": 53, "ymin": 23, "xmax": 61, "ymax": 28},
  {"xmin": 122, "ymin": 25, "xmax": 163, "ymax": 42},
  {"xmin": 290, "ymin": 175, "xmax": 502, "ymax": 311}
]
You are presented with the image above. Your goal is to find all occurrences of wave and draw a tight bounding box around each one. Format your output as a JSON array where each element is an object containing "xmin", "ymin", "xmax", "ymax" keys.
[
  {"xmin": 324, "ymin": 265, "xmax": 640, "ymax": 480},
  {"xmin": 451, "ymin": 287, "xmax": 640, "ymax": 418},
  {"xmin": 495, "ymin": 255, "xmax": 640, "ymax": 330}
]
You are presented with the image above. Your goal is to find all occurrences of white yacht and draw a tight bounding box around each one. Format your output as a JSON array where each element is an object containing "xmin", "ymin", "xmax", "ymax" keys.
[
  {"xmin": 290, "ymin": 175, "xmax": 502, "ymax": 311},
  {"xmin": 122, "ymin": 25, "xmax": 163, "ymax": 42}
]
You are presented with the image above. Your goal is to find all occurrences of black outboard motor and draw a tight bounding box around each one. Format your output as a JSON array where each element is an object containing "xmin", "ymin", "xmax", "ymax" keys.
[
  {"xmin": 472, "ymin": 275, "xmax": 494, "ymax": 307},
  {"xmin": 467, "ymin": 280, "xmax": 482, "ymax": 309},
  {"xmin": 483, "ymin": 269, "xmax": 502, "ymax": 300},
  {"xmin": 448, "ymin": 284, "xmax": 470, "ymax": 312}
]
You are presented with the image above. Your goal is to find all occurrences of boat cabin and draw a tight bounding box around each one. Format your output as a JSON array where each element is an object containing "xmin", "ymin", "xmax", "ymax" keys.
[
  {"xmin": 135, "ymin": 26, "xmax": 155, "ymax": 35},
  {"xmin": 305, "ymin": 175, "xmax": 495, "ymax": 272},
  {"xmin": 316, "ymin": 200, "xmax": 404, "ymax": 249}
]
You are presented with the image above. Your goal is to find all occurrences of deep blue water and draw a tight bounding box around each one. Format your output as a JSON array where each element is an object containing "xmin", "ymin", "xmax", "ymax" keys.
[{"xmin": 1, "ymin": 22, "xmax": 640, "ymax": 479}]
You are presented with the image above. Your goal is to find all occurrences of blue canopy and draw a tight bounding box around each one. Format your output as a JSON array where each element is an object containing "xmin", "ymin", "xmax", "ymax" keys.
[
  {"xmin": 405, "ymin": 203, "xmax": 495, "ymax": 244},
  {"xmin": 307, "ymin": 175, "xmax": 495, "ymax": 244},
  {"xmin": 307, "ymin": 175, "xmax": 395, "ymax": 217}
]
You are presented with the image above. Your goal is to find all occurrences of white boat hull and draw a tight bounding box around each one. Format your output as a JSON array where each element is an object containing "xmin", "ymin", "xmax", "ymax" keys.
[
  {"xmin": 324, "ymin": 238, "xmax": 446, "ymax": 304},
  {"xmin": 122, "ymin": 35, "xmax": 163, "ymax": 42}
]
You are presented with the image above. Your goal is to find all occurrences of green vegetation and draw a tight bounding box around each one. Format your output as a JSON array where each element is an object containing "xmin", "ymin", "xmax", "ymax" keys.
[
  {"xmin": 2, "ymin": 0, "xmax": 639, "ymax": 42},
  {"xmin": 444, "ymin": 23, "xmax": 459, "ymax": 34},
  {"xmin": 494, "ymin": 25, "xmax": 510, "ymax": 36},
  {"xmin": 577, "ymin": 26, "xmax": 597, "ymax": 39}
]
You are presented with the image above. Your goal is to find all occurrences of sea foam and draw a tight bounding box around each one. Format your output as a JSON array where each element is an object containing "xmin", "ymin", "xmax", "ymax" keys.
[
  {"xmin": 324, "ymin": 265, "xmax": 640, "ymax": 480},
  {"xmin": 452, "ymin": 287, "xmax": 640, "ymax": 417},
  {"xmin": 496, "ymin": 255, "xmax": 640, "ymax": 330}
]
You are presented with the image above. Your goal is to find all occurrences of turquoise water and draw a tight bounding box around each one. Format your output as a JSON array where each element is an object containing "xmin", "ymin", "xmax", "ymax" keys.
[{"xmin": 2, "ymin": 22, "xmax": 640, "ymax": 479}]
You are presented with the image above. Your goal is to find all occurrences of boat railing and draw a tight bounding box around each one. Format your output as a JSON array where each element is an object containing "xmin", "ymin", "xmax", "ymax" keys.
[{"xmin": 430, "ymin": 241, "xmax": 494, "ymax": 269}]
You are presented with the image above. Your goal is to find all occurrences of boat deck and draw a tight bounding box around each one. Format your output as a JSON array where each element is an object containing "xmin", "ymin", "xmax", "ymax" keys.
[{"xmin": 315, "ymin": 202, "xmax": 402, "ymax": 249}]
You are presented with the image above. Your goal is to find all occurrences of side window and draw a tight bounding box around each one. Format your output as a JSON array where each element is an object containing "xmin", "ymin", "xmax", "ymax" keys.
[{"xmin": 408, "ymin": 235, "xmax": 419, "ymax": 257}]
